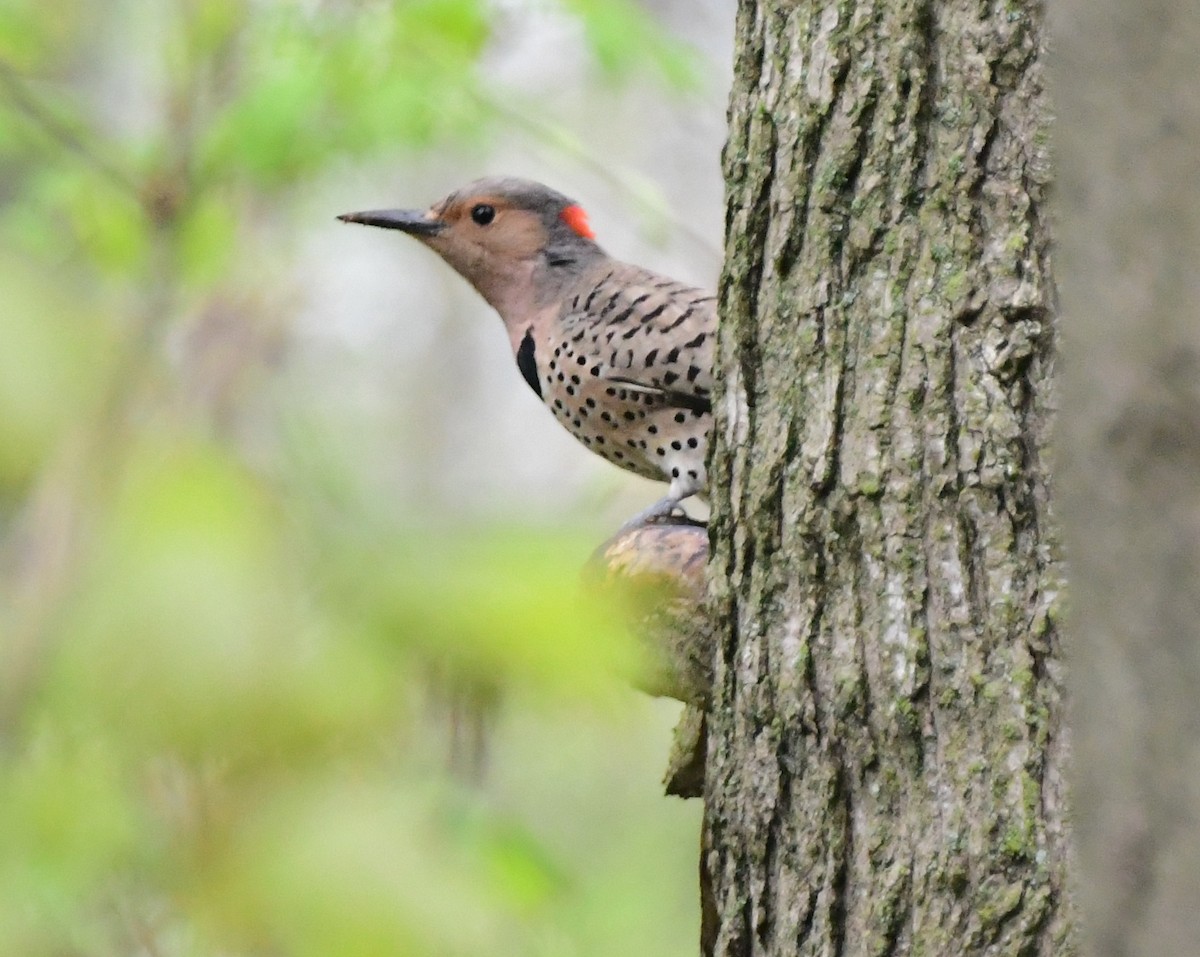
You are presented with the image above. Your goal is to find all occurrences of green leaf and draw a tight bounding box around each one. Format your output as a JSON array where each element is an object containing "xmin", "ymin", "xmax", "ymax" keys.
[
  {"xmin": 33, "ymin": 165, "xmax": 151, "ymax": 274},
  {"xmin": 325, "ymin": 523, "xmax": 646, "ymax": 701},
  {"xmin": 194, "ymin": 779, "xmax": 523, "ymax": 957},
  {"xmin": 0, "ymin": 256, "xmax": 116, "ymax": 490},
  {"xmin": 177, "ymin": 190, "xmax": 238, "ymax": 286},
  {"xmin": 558, "ymin": 0, "xmax": 699, "ymax": 88},
  {"xmin": 46, "ymin": 434, "xmax": 399, "ymax": 764},
  {"xmin": 0, "ymin": 0, "xmax": 86, "ymax": 69},
  {"xmin": 0, "ymin": 733, "xmax": 145, "ymax": 955}
]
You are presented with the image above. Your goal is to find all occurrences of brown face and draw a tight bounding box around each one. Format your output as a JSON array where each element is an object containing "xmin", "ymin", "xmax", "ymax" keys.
[
  {"xmin": 338, "ymin": 177, "xmax": 595, "ymax": 320},
  {"xmin": 422, "ymin": 192, "xmax": 550, "ymax": 278}
]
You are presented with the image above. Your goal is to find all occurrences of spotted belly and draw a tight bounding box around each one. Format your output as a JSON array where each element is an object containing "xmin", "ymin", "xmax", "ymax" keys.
[{"xmin": 541, "ymin": 363, "xmax": 708, "ymax": 489}]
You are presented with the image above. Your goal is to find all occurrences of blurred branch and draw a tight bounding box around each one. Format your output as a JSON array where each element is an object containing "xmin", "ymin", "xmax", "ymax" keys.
[
  {"xmin": 0, "ymin": 42, "xmax": 194, "ymax": 731},
  {"xmin": 1, "ymin": 437, "xmax": 87, "ymax": 735},
  {"xmin": 0, "ymin": 57, "xmax": 142, "ymax": 199}
]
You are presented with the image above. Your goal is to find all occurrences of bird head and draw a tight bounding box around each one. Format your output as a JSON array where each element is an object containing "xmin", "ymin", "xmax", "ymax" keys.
[{"xmin": 339, "ymin": 177, "xmax": 603, "ymax": 315}]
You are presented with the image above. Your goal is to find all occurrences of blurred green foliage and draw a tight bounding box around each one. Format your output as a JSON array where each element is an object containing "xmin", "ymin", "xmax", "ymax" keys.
[{"xmin": 0, "ymin": 1, "xmax": 703, "ymax": 954}]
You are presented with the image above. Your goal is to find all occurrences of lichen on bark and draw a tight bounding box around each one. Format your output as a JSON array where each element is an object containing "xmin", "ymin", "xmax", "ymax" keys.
[{"xmin": 705, "ymin": 0, "xmax": 1073, "ymax": 953}]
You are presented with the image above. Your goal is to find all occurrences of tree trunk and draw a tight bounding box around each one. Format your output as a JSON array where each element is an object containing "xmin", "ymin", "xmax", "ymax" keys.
[
  {"xmin": 704, "ymin": 0, "xmax": 1073, "ymax": 953},
  {"xmin": 1051, "ymin": 2, "xmax": 1200, "ymax": 955}
]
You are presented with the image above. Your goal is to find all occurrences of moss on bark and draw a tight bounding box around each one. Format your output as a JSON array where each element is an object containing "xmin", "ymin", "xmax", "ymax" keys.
[{"xmin": 705, "ymin": 0, "xmax": 1073, "ymax": 953}]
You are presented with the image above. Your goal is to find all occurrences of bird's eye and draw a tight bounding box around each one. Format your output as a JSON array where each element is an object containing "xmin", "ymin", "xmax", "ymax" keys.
[{"xmin": 471, "ymin": 204, "xmax": 496, "ymax": 226}]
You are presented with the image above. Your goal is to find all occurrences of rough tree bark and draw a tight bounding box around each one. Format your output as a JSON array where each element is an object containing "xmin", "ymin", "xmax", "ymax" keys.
[
  {"xmin": 1052, "ymin": 2, "xmax": 1200, "ymax": 955},
  {"xmin": 704, "ymin": 0, "xmax": 1073, "ymax": 953}
]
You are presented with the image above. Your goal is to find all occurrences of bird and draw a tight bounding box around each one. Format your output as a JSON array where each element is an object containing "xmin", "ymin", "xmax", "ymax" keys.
[{"xmin": 338, "ymin": 177, "xmax": 715, "ymax": 524}]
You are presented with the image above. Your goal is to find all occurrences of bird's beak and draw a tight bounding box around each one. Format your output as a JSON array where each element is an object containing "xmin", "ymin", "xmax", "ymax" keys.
[{"xmin": 337, "ymin": 208, "xmax": 446, "ymax": 236}]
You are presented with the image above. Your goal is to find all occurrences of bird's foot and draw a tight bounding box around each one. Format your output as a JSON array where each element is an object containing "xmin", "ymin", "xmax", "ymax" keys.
[{"xmin": 613, "ymin": 496, "xmax": 690, "ymax": 538}]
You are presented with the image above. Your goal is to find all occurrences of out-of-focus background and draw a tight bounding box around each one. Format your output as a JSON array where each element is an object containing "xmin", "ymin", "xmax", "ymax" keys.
[{"xmin": 0, "ymin": 1, "xmax": 730, "ymax": 954}]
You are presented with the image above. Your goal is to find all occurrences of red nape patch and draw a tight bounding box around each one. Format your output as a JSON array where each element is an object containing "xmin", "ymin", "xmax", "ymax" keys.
[{"xmin": 560, "ymin": 204, "xmax": 595, "ymax": 239}]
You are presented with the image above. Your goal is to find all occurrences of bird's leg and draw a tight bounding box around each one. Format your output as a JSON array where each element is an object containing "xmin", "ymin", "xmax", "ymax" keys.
[{"xmin": 615, "ymin": 468, "xmax": 706, "ymax": 536}]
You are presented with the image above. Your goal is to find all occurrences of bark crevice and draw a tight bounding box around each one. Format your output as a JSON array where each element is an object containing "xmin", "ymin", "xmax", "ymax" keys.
[{"xmin": 706, "ymin": 0, "xmax": 1072, "ymax": 952}]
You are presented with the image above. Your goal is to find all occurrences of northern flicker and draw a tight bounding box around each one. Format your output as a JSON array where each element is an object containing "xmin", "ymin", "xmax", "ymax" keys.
[{"xmin": 339, "ymin": 177, "xmax": 714, "ymax": 521}]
